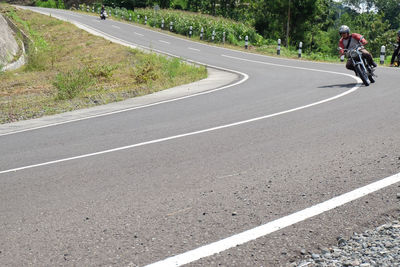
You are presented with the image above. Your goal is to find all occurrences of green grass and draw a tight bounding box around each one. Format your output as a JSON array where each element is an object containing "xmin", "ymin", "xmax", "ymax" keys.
[{"xmin": 0, "ymin": 4, "xmax": 207, "ymax": 124}]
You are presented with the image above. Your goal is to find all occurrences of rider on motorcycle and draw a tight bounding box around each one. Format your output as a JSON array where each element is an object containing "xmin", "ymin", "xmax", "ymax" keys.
[
  {"xmin": 100, "ymin": 5, "xmax": 106, "ymax": 19},
  {"xmin": 390, "ymin": 30, "xmax": 400, "ymax": 67},
  {"xmin": 338, "ymin": 25, "xmax": 377, "ymax": 71}
]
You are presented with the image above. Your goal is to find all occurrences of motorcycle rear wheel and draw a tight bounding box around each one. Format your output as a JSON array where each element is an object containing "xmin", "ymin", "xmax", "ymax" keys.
[{"xmin": 368, "ymin": 74, "xmax": 375, "ymax": 83}]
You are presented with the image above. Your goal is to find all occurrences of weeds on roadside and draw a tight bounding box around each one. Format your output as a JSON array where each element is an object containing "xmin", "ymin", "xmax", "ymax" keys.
[
  {"xmin": 132, "ymin": 63, "xmax": 158, "ymax": 84},
  {"xmin": 88, "ymin": 64, "xmax": 117, "ymax": 79},
  {"xmin": 53, "ymin": 68, "xmax": 94, "ymax": 100},
  {"xmin": 25, "ymin": 47, "xmax": 47, "ymax": 71},
  {"xmin": 0, "ymin": 5, "xmax": 207, "ymax": 123},
  {"xmin": 53, "ymin": 62, "xmax": 119, "ymax": 100}
]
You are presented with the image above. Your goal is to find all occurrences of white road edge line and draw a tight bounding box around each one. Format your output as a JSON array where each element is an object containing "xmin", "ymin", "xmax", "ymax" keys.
[
  {"xmin": 222, "ymin": 54, "xmax": 346, "ymax": 72},
  {"xmin": 0, "ymin": 10, "xmax": 249, "ymax": 137},
  {"xmin": 0, "ymin": 71, "xmax": 248, "ymax": 137},
  {"xmin": 145, "ymin": 172, "xmax": 400, "ymax": 267},
  {"xmin": 0, "ymin": 80, "xmax": 360, "ymax": 175},
  {"xmin": 4, "ymin": 7, "xmax": 360, "ymax": 138},
  {"xmin": 11, "ymin": 9, "xmax": 396, "ymax": 267}
]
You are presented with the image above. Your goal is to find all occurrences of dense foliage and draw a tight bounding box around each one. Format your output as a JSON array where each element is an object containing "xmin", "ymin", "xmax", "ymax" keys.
[
  {"xmin": 79, "ymin": 4, "xmax": 263, "ymax": 46},
  {"xmin": 39, "ymin": 0, "xmax": 400, "ymax": 58}
]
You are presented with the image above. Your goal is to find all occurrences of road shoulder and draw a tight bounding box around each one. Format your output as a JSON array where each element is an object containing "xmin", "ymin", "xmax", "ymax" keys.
[{"xmin": 0, "ymin": 67, "xmax": 239, "ymax": 135}]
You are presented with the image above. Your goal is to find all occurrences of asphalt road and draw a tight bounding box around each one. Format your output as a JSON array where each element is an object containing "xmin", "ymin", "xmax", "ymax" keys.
[{"xmin": 1, "ymin": 7, "xmax": 400, "ymax": 267}]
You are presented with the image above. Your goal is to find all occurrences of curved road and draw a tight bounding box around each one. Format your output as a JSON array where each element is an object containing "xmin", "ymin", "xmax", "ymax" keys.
[{"xmin": 1, "ymin": 7, "xmax": 400, "ymax": 266}]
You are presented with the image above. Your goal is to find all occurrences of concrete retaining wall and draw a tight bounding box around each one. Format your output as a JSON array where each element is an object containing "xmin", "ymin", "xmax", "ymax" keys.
[
  {"xmin": 0, "ymin": 13, "xmax": 32, "ymax": 71},
  {"xmin": 0, "ymin": 13, "xmax": 19, "ymax": 67}
]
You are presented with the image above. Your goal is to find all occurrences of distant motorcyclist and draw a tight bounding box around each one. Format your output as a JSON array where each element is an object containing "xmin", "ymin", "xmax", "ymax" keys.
[
  {"xmin": 338, "ymin": 25, "xmax": 377, "ymax": 71},
  {"xmin": 100, "ymin": 5, "xmax": 106, "ymax": 20},
  {"xmin": 390, "ymin": 30, "xmax": 400, "ymax": 67}
]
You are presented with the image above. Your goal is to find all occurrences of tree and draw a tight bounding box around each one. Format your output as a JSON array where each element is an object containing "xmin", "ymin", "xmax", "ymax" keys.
[
  {"xmin": 159, "ymin": 0, "xmax": 171, "ymax": 8},
  {"xmin": 374, "ymin": 0, "xmax": 400, "ymax": 29},
  {"xmin": 341, "ymin": 0, "xmax": 376, "ymax": 12},
  {"xmin": 250, "ymin": 0, "xmax": 330, "ymax": 46}
]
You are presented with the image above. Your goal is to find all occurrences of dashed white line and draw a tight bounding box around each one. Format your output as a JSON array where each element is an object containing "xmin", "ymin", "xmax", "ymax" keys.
[
  {"xmin": 188, "ymin": 47, "xmax": 200, "ymax": 51},
  {"xmin": 134, "ymin": 32, "xmax": 144, "ymax": 36},
  {"xmin": 159, "ymin": 40, "xmax": 170, "ymax": 44},
  {"xmin": 67, "ymin": 13, "xmax": 80, "ymax": 18},
  {"xmin": 145, "ymin": 172, "xmax": 400, "ymax": 267},
  {"xmin": 12, "ymin": 9, "xmax": 397, "ymax": 267},
  {"xmin": 112, "ymin": 25, "xmax": 120, "ymax": 29}
]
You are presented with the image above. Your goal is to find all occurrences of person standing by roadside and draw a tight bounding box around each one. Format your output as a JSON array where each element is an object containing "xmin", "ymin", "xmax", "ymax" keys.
[{"xmin": 390, "ymin": 30, "xmax": 400, "ymax": 67}]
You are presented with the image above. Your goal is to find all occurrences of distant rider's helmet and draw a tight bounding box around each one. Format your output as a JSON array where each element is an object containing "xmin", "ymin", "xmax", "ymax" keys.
[
  {"xmin": 397, "ymin": 30, "xmax": 400, "ymax": 37},
  {"xmin": 339, "ymin": 25, "xmax": 350, "ymax": 35}
]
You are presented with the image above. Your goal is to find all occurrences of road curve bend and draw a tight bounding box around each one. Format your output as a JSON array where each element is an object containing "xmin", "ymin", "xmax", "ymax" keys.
[{"xmin": 1, "ymin": 6, "xmax": 400, "ymax": 267}]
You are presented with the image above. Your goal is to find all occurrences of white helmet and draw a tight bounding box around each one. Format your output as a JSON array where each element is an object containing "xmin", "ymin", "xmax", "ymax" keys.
[{"xmin": 339, "ymin": 25, "xmax": 350, "ymax": 34}]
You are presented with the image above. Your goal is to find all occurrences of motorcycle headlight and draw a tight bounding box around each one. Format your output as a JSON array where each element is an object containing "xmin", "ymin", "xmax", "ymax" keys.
[{"xmin": 350, "ymin": 50, "xmax": 359, "ymax": 58}]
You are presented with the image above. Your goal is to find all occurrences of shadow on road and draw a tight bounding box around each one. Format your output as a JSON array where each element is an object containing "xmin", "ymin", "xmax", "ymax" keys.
[{"xmin": 318, "ymin": 83, "xmax": 358, "ymax": 89}]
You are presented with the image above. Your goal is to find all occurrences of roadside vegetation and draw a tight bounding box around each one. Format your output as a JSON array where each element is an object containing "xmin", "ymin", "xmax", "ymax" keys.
[
  {"xmin": 32, "ymin": 0, "xmax": 400, "ymax": 62},
  {"xmin": 78, "ymin": 4, "xmax": 263, "ymax": 47},
  {"xmin": 2, "ymin": 0, "xmax": 398, "ymax": 123},
  {"xmin": 72, "ymin": 2, "xmax": 396, "ymax": 64},
  {"xmin": 0, "ymin": 4, "xmax": 207, "ymax": 124}
]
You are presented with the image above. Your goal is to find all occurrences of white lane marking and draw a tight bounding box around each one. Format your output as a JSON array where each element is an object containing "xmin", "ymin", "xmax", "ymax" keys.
[
  {"xmin": 112, "ymin": 25, "xmax": 120, "ymax": 29},
  {"xmin": 145, "ymin": 172, "xmax": 400, "ymax": 267},
  {"xmin": 0, "ymin": 70, "xmax": 248, "ymax": 137},
  {"xmin": 66, "ymin": 13, "xmax": 80, "ymax": 18},
  {"xmin": 0, "ymin": 21, "xmax": 248, "ymax": 137},
  {"xmin": 134, "ymin": 32, "xmax": 144, "ymax": 36},
  {"xmin": 159, "ymin": 40, "xmax": 170, "ymax": 44},
  {"xmin": 1, "ymin": 9, "xmax": 358, "ymax": 138},
  {"xmin": 0, "ymin": 81, "xmax": 359, "ymax": 175},
  {"xmin": 19, "ymin": 13, "xmax": 396, "ymax": 266},
  {"xmin": 92, "ymin": 19, "xmax": 100, "ymax": 23},
  {"xmin": 188, "ymin": 47, "xmax": 200, "ymax": 51}
]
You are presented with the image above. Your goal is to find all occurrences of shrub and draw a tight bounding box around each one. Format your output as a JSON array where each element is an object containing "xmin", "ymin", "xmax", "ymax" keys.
[
  {"xmin": 25, "ymin": 48, "xmax": 47, "ymax": 71},
  {"xmin": 132, "ymin": 57, "xmax": 159, "ymax": 84},
  {"xmin": 87, "ymin": 64, "xmax": 116, "ymax": 79},
  {"xmin": 53, "ymin": 68, "xmax": 94, "ymax": 100}
]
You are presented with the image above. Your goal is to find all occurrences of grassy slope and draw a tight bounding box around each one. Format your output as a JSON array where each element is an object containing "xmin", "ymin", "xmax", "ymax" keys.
[{"xmin": 0, "ymin": 4, "xmax": 207, "ymax": 124}]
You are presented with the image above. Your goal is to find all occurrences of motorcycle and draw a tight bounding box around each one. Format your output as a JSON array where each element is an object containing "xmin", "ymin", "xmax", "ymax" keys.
[
  {"xmin": 100, "ymin": 11, "xmax": 107, "ymax": 20},
  {"xmin": 342, "ymin": 43, "xmax": 376, "ymax": 86}
]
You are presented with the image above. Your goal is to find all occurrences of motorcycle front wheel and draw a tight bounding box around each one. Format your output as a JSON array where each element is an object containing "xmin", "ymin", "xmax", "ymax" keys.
[{"xmin": 355, "ymin": 64, "xmax": 370, "ymax": 86}]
